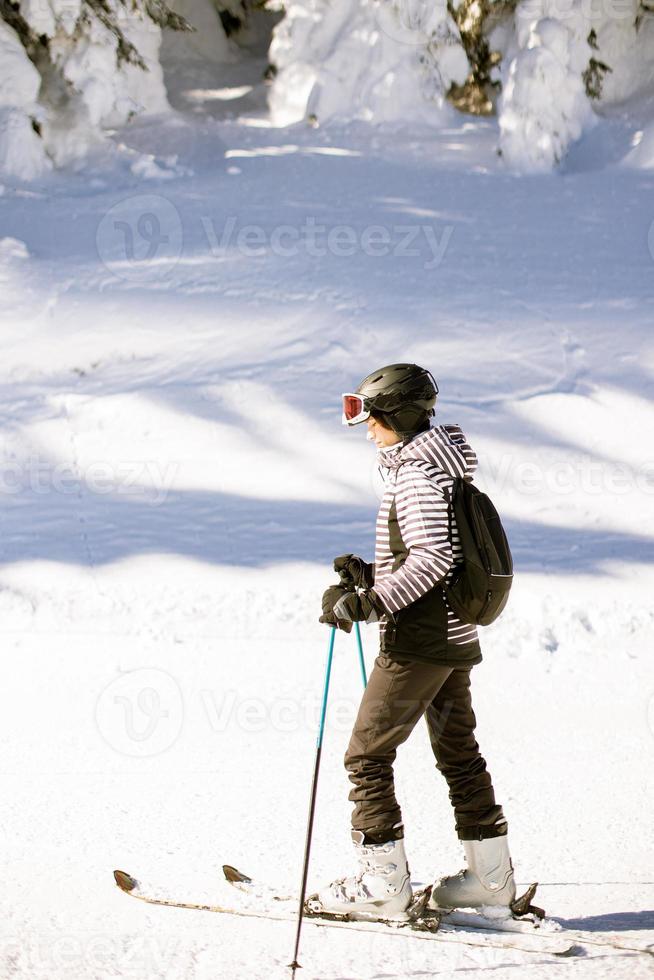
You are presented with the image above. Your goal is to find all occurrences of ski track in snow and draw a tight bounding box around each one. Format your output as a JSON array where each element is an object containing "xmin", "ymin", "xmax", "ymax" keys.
[{"xmin": 0, "ymin": 59, "xmax": 653, "ymax": 980}]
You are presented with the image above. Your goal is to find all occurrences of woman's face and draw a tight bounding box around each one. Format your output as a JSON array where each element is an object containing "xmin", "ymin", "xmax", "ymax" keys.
[{"xmin": 366, "ymin": 414, "xmax": 402, "ymax": 448}]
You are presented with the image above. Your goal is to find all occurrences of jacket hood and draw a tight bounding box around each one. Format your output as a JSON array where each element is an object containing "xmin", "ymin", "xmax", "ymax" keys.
[{"xmin": 377, "ymin": 424, "xmax": 478, "ymax": 479}]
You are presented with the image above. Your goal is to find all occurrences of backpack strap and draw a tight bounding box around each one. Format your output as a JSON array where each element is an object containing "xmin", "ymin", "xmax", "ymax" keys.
[{"xmin": 444, "ymin": 475, "xmax": 473, "ymax": 546}]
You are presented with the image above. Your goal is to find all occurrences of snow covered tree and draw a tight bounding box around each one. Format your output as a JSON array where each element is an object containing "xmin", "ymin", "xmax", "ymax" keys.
[
  {"xmin": 265, "ymin": 0, "xmax": 654, "ymax": 171},
  {"xmin": 2, "ymin": 0, "xmax": 654, "ymax": 177},
  {"xmin": 497, "ymin": 0, "xmax": 654, "ymax": 170},
  {"xmin": 0, "ymin": 0, "xmax": 190, "ymax": 176},
  {"xmin": 267, "ymin": 0, "xmax": 472, "ymax": 126},
  {"xmin": 498, "ymin": 16, "xmax": 595, "ymax": 172}
]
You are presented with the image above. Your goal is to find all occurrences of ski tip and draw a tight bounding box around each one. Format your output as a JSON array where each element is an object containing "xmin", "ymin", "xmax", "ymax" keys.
[
  {"xmin": 222, "ymin": 864, "xmax": 252, "ymax": 884},
  {"xmin": 114, "ymin": 870, "xmax": 139, "ymax": 893},
  {"xmin": 554, "ymin": 943, "xmax": 584, "ymax": 958}
]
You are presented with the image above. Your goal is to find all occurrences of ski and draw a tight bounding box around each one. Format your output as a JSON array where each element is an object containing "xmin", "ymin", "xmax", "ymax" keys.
[
  {"xmin": 113, "ymin": 869, "xmax": 577, "ymax": 956},
  {"xmin": 222, "ymin": 865, "xmax": 654, "ymax": 958}
]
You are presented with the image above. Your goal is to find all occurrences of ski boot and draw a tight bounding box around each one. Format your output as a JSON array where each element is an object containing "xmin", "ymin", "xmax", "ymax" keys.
[
  {"xmin": 307, "ymin": 837, "xmax": 412, "ymax": 920},
  {"xmin": 428, "ymin": 834, "xmax": 516, "ymax": 912}
]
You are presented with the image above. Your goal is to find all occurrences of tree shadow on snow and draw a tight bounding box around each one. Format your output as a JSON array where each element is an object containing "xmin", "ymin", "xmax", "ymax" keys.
[
  {"xmin": 555, "ymin": 909, "xmax": 654, "ymax": 933},
  {"xmin": 0, "ymin": 476, "xmax": 654, "ymax": 571}
]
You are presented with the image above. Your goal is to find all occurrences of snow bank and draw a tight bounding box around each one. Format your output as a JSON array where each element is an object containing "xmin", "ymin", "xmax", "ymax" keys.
[
  {"xmin": 0, "ymin": 0, "xmax": 248, "ymax": 178},
  {"xmin": 268, "ymin": 0, "xmax": 466, "ymax": 126},
  {"xmin": 269, "ymin": 0, "xmax": 654, "ymax": 166},
  {"xmin": 0, "ymin": 22, "xmax": 51, "ymax": 178},
  {"xmin": 266, "ymin": 0, "xmax": 654, "ymax": 150},
  {"xmin": 497, "ymin": 0, "xmax": 654, "ymax": 172},
  {"xmin": 0, "ymin": 0, "xmax": 170, "ymax": 177},
  {"xmin": 44, "ymin": 9, "xmax": 170, "ymax": 167},
  {"xmin": 53, "ymin": 20, "xmax": 169, "ymax": 130},
  {"xmin": 18, "ymin": 0, "xmax": 170, "ymax": 128},
  {"xmin": 622, "ymin": 120, "xmax": 654, "ymax": 169},
  {"xmin": 0, "ymin": 21, "xmax": 40, "ymax": 107},
  {"xmin": 590, "ymin": 8, "xmax": 654, "ymax": 105},
  {"xmin": 162, "ymin": 0, "xmax": 233, "ymax": 65},
  {"xmin": 0, "ymin": 108, "xmax": 50, "ymax": 180},
  {"xmin": 498, "ymin": 13, "xmax": 594, "ymax": 173},
  {"xmin": 0, "ymin": 237, "xmax": 31, "ymax": 317}
]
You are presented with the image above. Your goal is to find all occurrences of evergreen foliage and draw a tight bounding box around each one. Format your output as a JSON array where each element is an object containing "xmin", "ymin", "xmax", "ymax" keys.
[
  {"xmin": 446, "ymin": 0, "xmax": 514, "ymax": 115},
  {"xmin": 582, "ymin": 29, "xmax": 612, "ymax": 101},
  {"xmin": 0, "ymin": 0, "xmax": 191, "ymax": 77}
]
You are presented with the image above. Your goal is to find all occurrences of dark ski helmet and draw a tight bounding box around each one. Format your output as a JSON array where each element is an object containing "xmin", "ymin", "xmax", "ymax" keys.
[{"xmin": 342, "ymin": 363, "xmax": 438, "ymax": 439}]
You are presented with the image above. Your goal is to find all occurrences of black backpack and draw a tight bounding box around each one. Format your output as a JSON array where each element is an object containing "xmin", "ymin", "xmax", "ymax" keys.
[{"xmin": 442, "ymin": 478, "xmax": 513, "ymax": 626}]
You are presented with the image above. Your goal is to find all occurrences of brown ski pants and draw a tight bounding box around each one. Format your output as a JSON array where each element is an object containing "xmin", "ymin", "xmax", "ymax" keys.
[{"xmin": 344, "ymin": 654, "xmax": 506, "ymax": 842}]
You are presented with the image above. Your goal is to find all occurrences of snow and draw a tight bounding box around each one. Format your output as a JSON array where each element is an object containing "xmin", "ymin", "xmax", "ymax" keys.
[
  {"xmin": 0, "ymin": 22, "xmax": 41, "ymax": 108},
  {"xmin": 19, "ymin": 0, "xmax": 81, "ymax": 37},
  {"xmin": 266, "ymin": 0, "xmax": 654, "ymax": 171},
  {"xmin": 44, "ymin": 10, "xmax": 170, "ymax": 163},
  {"xmin": 0, "ymin": 108, "xmax": 50, "ymax": 180},
  {"xmin": 493, "ymin": 0, "xmax": 654, "ymax": 170},
  {"xmin": 0, "ymin": 26, "xmax": 654, "ymax": 980},
  {"xmin": 268, "ymin": 0, "xmax": 462, "ymax": 126},
  {"xmin": 162, "ymin": 0, "xmax": 234, "ymax": 65},
  {"xmin": 3, "ymin": 0, "xmax": 654, "ymax": 176},
  {"xmin": 0, "ymin": 0, "xmax": 172, "ymax": 174},
  {"xmin": 590, "ymin": 11, "xmax": 654, "ymax": 105},
  {"xmin": 498, "ymin": 15, "xmax": 595, "ymax": 172},
  {"xmin": 0, "ymin": 22, "xmax": 50, "ymax": 179},
  {"xmin": 623, "ymin": 119, "xmax": 654, "ymax": 169}
]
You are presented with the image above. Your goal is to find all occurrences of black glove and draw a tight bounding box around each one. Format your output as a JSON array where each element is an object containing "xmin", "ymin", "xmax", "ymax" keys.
[
  {"xmin": 333, "ymin": 554, "xmax": 375, "ymax": 590},
  {"xmin": 319, "ymin": 585, "xmax": 354, "ymax": 633},
  {"xmin": 332, "ymin": 588, "xmax": 385, "ymax": 624}
]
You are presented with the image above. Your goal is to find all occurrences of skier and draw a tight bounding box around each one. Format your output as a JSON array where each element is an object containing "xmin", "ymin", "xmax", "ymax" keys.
[{"xmin": 315, "ymin": 363, "xmax": 515, "ymax": 921}]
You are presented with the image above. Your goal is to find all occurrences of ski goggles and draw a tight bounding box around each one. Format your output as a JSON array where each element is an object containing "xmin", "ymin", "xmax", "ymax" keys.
[{"xmin": 342, "ymin": 393, "xmax": 371, "ymax": 426}]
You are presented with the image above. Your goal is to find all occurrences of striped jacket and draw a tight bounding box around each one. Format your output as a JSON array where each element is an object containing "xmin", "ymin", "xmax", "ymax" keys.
[{"xmin": 371, "ymin": 424, "xmax": 480, "ymax": 663}]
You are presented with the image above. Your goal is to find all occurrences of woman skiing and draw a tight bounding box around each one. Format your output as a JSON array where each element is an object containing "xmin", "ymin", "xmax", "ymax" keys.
[{"xmin": 314, "ymin": 363, "xmax": 515, "ymax": 920}]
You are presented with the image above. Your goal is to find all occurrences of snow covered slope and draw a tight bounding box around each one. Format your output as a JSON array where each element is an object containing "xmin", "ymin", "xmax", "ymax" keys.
[{"xmin": 0, "ymin": 73, "xmax": 653, "ymax": 979}]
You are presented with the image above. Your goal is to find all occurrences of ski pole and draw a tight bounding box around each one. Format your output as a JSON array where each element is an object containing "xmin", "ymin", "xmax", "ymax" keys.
[
  {"xmin": 354, "ymin": 621, "xmax": 367, "ymax": 688},
  {"xmin": 289, "ymin": 626, "xmax": 336, "ymax": 978}
]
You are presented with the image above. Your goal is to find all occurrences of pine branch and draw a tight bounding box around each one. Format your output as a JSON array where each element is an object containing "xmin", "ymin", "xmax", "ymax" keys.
[
  {"xmin": 583, "ymin": 29, "xmax": 612, "ymax": 99},
  {"xmin": 635, "ymin": 0, "xmax": 654, "ymax": 29},
  {"xmin": 85, "ymin": 0, "xmax": 147, "ymax": 68},
  {"xmin": 0, "ymin": 0, "xmax": 48, "ymax": 64},
  {"xmin": 582, "ymin": 56, "xmax": 612, "ymax": 99},
  {"xmin": 142, "ymin": 0, "xmax": 193, "ymax": 32}
]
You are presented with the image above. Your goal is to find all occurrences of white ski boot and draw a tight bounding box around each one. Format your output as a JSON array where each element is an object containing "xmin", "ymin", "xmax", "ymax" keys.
[
  {"xmin": 308, "ymin": 838, "xmax": 412, "ymax": 920},
  {"xmin": 429, "ymin": 835, "xmax": 516, "ymax": 912}
]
